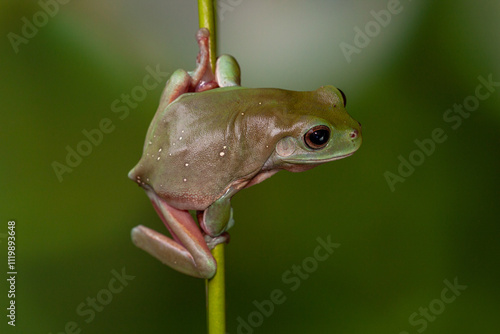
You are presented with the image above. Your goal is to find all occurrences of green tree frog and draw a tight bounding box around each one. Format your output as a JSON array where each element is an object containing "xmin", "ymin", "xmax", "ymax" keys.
[{"xmin": 129, "ymin": 28, "xmax": 362, "ymax": 279}]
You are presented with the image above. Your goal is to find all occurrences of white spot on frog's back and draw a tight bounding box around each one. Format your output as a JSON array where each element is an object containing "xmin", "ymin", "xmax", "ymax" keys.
[{"xmin": 219, "ymin": 145, "xmax": 228, "ymax": 157}]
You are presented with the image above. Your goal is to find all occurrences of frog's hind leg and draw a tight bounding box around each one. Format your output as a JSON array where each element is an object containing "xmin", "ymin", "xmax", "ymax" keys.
[{"xmin": 131, "ymin": 192, "xmax": 216, "ymax": 279}]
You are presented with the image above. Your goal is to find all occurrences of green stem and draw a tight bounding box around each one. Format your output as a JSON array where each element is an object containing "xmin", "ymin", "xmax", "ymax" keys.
[
  {"xmin": 198, "ymin": 2, "xmax": 225, "ymax": 334},
  {"xmin": 206, "ymin": 243, "xmax": 226, "ymax": 334}
]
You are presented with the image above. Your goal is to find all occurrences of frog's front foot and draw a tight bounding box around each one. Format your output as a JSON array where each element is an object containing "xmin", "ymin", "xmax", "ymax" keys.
[
  {"xmin": 204, "ymin": 232, "xmax": 230, "ymax": 250},
  {"xmin": 191, "ymin": 28, "xmax": 218, "ymax": 92}
]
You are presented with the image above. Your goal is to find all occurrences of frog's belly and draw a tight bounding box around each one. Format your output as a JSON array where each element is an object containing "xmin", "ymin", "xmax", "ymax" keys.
[
  {"xmin": 142, "ymin": 167, "xmax": 259, "ymax": 211},
  {"xmin": 154, "ymin": 186, "xmax": 221, "ymax": 211}
]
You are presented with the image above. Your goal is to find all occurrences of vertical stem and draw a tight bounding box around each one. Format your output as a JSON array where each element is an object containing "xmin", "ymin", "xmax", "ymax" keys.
[
  {"xmin": 198, "ymin": 2, "xmax": 226, "ymax": 334},
  {"xmin": 206, "ymin": 243, "xmax": 226, "ymax": 334},
  {"xmin": 198, "ymin": 0, "xmax": 217, "ymax": 71}
]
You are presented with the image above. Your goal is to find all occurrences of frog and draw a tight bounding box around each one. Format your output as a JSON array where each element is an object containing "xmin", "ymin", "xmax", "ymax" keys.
[{"xmin": 129, "ymin": 28, "xmax": 362, "ymax": 279}]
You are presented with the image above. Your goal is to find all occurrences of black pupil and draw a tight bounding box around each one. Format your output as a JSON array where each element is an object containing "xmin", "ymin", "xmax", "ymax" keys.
[{"xmin": 310, "ymin": 129, "xmax": 329, "ymax": 146}]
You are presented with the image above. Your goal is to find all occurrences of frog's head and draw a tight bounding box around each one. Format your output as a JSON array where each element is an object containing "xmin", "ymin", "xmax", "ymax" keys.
[{"xmin": 271, "ymin": 85, "xmax": 362, "ymax": 172}]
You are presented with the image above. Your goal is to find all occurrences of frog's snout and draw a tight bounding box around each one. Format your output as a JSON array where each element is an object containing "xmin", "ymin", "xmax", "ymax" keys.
[
  {"xmin": 349, "ymin": 121, "xmax": 362, "ymax": 140},
  {"xmin": 348, "ymin": 121, "xmax": 362, "ymax": 150}
]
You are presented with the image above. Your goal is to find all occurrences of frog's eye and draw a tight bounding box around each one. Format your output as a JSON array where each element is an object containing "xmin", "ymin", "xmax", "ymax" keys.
[
  {"xmin": 338, "ymin": 89, "xmax": 347, "ymax": 107},
  {"xmin": 304, "ymin": 125, "xmax": 330, "ymax": 150}
]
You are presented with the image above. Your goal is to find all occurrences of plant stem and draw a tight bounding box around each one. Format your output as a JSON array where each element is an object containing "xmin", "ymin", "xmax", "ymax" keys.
[
  {"xmin": 198, "ymin": 2, "xmax": 226, "ymax": 333},
  {"xmin": 206, "ymin": 243, "xmax": 226, "ymax": 334}
]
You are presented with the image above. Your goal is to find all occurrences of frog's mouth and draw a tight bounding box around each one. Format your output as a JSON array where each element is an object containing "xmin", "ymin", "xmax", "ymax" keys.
[
  {"xmin": 323, "ymin": 152, "xmax": 355, "ymax": 162},
  {"xmin": 305, "ymin": 152, "xmax": 355, "ymax": 163},
  {"xmin": 283, "ymin": 151, "xmax": 355, "ymax": 164}
]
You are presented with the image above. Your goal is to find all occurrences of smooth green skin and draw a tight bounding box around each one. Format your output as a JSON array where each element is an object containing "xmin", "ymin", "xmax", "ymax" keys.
[{"xmin": 129, "ymin": 28, "xmax": 362, "ymax": 278}]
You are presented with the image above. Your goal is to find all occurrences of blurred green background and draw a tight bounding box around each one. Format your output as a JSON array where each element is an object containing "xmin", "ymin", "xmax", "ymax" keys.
[{"xmin": 1, "ymin": 0, "xmax": 499, "ymax": 333}]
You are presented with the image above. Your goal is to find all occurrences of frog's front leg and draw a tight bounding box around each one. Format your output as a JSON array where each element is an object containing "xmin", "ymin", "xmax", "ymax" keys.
[
  {"xmin": 157, "ymin": 28, "xmax": 217, "ymax": 110},
  {"xmin": 189, "ymin": 28, "xmax": 217, "ymax": 92},
  {"xmin": 198, "ymin": 189, "xmax": 236, "ymax": 241},
  {"xmin": 131, "ymin": 190, "xmax": 216, "ymax": 279}
]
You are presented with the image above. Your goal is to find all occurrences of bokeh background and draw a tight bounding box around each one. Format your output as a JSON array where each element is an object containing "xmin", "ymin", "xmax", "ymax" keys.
[{"xmin": 1, "ymin": 0, "xmax": 499, "ymax": 333}]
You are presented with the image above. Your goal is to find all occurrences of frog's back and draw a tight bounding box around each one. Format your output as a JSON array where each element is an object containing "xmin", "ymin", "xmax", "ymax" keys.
[{"xmin": 129, "ymin": 87, "xmax": 297, "ymax": 210}]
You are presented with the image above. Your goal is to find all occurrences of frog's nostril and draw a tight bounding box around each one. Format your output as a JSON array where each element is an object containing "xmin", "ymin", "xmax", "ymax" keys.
[
  {"xmin": 350, "ymin": 129, "xmax": 359, "ymax": 139},
  {"xmin": 357, "ymin": 121, "xmax": 362, "ymax": 128}
]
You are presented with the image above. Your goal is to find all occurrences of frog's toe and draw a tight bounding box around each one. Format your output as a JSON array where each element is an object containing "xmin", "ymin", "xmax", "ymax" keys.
[
  {"xmin": 197, "ymin": 27, "xmax": 210, "ymax": 40},
  {"xmin": 216, "ymin": 54, "xmax": 241, "ymax": 87},
  {"xmin": 204, "ymin": 232, "xmax": 230, "ymax": 250}
]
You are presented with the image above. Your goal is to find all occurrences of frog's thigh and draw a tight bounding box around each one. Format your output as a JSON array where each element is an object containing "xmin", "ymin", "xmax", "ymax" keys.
[
  {"xmin": 200, "ymin": 191, "xmax": 235, "ymax": 237},
  {"xmin": 216, "ymin": 55, "xmax": 241, "ymax": 87},
  {"xmin": 131, "ymin": 193, "xmax": 216, "ymax": 279}
]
